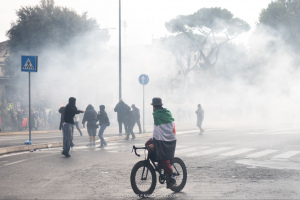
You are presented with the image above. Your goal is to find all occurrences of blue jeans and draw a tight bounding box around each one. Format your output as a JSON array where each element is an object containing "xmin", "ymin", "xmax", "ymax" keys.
[
  {"xmin": 98, "ymin": 125, "xmax": 107, "ymax": 146},
  {"xmin": 62, "ymin": 123, "xmax": 74, "ymax": 154}
]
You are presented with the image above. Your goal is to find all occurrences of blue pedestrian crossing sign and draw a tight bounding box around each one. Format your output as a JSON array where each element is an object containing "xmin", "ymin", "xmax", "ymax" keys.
[
  {"xmin": 21, "ymin": 56, "xmax": 38, "ymax": 72},
  {"xmin": 139, "ymin": 74, "xmax": 149, "ymax": 85}
]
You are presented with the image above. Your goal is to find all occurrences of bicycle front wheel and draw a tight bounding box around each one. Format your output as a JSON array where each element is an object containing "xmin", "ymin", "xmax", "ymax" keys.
[
  {"xmin": 170, "ymin": 157, "xmax": 187, "ymax": 192},
  {"xmin": 130, "ymin": 160, "xmax": 157, "ymax": 196}
]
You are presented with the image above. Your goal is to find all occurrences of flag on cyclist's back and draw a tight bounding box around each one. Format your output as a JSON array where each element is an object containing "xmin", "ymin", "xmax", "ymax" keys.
[{"xmin": 152, "ymin": 108, "xmax": 176, "ymax": 160}]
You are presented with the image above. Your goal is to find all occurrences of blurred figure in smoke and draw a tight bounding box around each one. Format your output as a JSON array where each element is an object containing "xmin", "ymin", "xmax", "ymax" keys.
[
  {"xmin": 195, "ymin": 104, "xmax": 205, "ymax": 134},
  {"xmin": 97, "ymin": 105, "xmax": 110, "ymax": 148},
  {"xmin": 125, "ymin": 108, "xmax": 136, "ymax": 141},
  {"xmin": 82, "ymin": 104, "xmax": 98, "ymax": 146},
  {"xmin": 131, "ymin": 104, "xmax": 142, "ymax": 134},
  {"xmin": 62, "ymin": 97, "xmax": 84, "ymax": 157},
  {"xmin": 74, "ymin": 114, "xmax": 82, "ymax": 136},
  {"xmin": 114, "ymin": 99, "xmax": 130, "ymax": 136}
]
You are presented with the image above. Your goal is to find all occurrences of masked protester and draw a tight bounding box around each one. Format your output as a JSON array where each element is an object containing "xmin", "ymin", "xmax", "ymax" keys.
[
  {"xmin": 97, "ymin": 105, "xmax": 110, "ymax": 148},
  {"xmin": 62, "ymin": 97, "xmax": 84, "ymax": 157}
]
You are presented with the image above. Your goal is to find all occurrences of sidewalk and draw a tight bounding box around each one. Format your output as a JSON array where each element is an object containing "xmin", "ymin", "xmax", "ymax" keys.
[{"xmin": 0, "ymin": 123, "xmax": 197, "ymax": 155}]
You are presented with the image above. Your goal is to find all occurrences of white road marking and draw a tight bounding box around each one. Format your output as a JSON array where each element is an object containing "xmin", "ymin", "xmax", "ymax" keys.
[
  {"xmin": 272, "ymin": 151, "xmax": 300, "ymax": 159},
  {"xmin": 187, "ymin": 147, "xmax": 232, "ymax": 157},
  {"xmin": 4, "ymin": 159, "xmax": 27, "ymax": 166},
  {"xmin": 246, "ymin": 150, "xmax": 278, "ymax": 158},
  {"xmin": 175, "ymin": 147, "xmax": 198, "ymax": 155},
  {"xmin": 221, "ymin": 148, "xmax": 255, "ymax": 156}
]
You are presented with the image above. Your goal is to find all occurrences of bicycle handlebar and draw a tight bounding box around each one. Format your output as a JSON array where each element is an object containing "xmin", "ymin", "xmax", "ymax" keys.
[{"xmin": 132, "ymin": 145, "xmax": 148, "ymax": 157}]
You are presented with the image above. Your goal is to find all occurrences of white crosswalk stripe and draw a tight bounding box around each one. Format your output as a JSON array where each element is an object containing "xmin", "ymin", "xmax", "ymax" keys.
[
  {"xmin": 272, "ymin": 151, "xmax": 300, "ymax": 159},
  {"xmin": 246, "ymin": 150, "xmax": 278, "ymax": 158},
  {"xmin": 187, "ymin": 147, "xmax": 232, "ymax": 157},
  {"xmin": 220, "ymin": 148, "xmax": 255, "ymax": 156},
  {"xmin": 175, "ymin": 147, "xmax": 198, "ymax": 155}
]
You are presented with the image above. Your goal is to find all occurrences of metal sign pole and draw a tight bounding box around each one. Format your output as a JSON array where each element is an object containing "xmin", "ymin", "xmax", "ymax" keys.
[
  {"xmin": 29, "ymin": 72, "xmax": 31, "ymax": 142},
  {"xmin": 143, "ymin": 84, "xmax": 145, "ymax": 133}
]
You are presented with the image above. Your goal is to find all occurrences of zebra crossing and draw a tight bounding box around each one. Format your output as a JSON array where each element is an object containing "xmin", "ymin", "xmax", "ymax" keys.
[{"xmin": 67, "ymin": 141, "xmax": 300, "ymax": 162}]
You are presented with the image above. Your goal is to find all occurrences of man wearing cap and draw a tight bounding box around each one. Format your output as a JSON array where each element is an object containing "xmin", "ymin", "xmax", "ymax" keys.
[
  {"xmin": 145, "ymin": 97, "xmax": 177, "ymax": 189},
  {"xmin": 62, "ymin": 97, "xmax": 84, "ymax": 157}
]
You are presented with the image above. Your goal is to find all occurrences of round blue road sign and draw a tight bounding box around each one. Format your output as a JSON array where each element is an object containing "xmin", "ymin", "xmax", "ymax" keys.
[{"xmin": 139, "ymin": 74, "xmax": 149, "ymax": 85}]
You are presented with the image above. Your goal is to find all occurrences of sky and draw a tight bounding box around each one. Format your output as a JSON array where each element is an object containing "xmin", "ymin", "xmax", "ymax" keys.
[{"xmin": 0, "ymin": 0, "xmax": 272, "ymax": 45}]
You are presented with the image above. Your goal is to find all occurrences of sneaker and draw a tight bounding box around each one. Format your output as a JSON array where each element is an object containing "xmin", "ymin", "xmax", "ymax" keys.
[
  {"xmin": 131, "ymin": 136, "xmax": 136, "ymax": 140},
  {"xmin": 124, "ymin": 137, "xmax": 129, "ymax": 141},
  {"xmin": 86, "ymin": 143, "xmax": 92, "ymax": 146},
  {"xmin": 92, "ymin": 143, "xmax": 95, "ymax": 146},
  {"xmin": 62, "ymin": 152, "xmax": 71, "ymax": 157},
  {"xmin": 104, "ymin": 143, "xmax": 107, "ymax": 146},
  {"xmin": 166, "ymin": 176, "xmax": 176, "ymax": 189}
]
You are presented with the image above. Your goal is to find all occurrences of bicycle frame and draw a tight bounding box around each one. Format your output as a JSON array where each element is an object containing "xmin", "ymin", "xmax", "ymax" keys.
[{"xmin": 132, "ymin": 145, "xmax": 179, "ymax": 182}]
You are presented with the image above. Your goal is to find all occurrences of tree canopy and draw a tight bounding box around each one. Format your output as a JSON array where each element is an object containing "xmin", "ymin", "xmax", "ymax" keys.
[
  {"xmin": 259, "ymin": 0, "xmax": 300, "ymax": 52},
  {"xmin": 162, "ymin": 7, "xmax": 250, "ymax": 77},
  {"xmin": 4, "ymin": 0, "xmax": 109, "ymax": 76}
]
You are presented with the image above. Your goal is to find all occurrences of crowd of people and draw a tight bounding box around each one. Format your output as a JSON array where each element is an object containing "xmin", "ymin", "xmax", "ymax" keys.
[{"xmin": 0, "ymin": 96, "xmax": 61, "ymax": 132}]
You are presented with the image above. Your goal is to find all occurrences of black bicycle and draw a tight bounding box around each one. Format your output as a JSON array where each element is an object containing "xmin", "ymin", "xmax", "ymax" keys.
[{"xmin": 130, "ymin": 145, "xmax": 187, "ymax": 196}]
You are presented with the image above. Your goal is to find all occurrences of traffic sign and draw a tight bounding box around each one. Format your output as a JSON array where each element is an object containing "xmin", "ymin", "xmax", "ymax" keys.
[
  {"xmin": 21, "ymin": 56, "xmax": 38, "ymax": 72},
  {"xmin": 139, "ymin": 74, "xmax": 149, "ymax": 85}
]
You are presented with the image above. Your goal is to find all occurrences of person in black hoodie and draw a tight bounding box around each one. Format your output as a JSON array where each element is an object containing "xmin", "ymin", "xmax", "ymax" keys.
[
  {"xmin": 114, "ymin": 99, "xmax": 130, "ymax": 136},
  {"xmin": 62, "ymin": 97, "xmax": 84, "ymax": 157},
  {"xmin": 82, "ymin": 104, "xmax": 98, "ymax": 146},
  {"xmin": 97, "ymin": 105, "xmax": 110, "ymax": 148},
  {"xmin": 125, "ymin": 109, "xmax": 136, "ymax": 141}
]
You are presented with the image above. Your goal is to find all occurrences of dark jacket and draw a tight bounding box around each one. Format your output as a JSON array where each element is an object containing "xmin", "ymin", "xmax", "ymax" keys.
[
  {"xmin": 97, "ymin": 105, "xmax": 110, "ymax": 126},
  {"xmin": 132, "ymin": 106, "xmax": 140, "ymax": 121},
  {"xmin": 58, "ymin": 107, "xmax": 65, "ymax": 130},
  {"xmin": 114, "ymin": 101, "xmax": 130, "ymax": 120},
  {"xmin": 64, "ymin": 97, "xmax": 83, "ymax": 124},
  {"xmin": 82, "ymin": 104, "xmax": 98, "ymax": 127},
  {"xmin": 127, "ymin": 111, "xmax": 135, "ymax": 127}
]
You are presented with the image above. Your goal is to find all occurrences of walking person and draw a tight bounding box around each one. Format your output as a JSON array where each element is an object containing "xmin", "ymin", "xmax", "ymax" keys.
[
  {"xmin": 131, "ymin": 104, "xmax": 142, "ymax": 133},
  {"xmin": 114, "ymin": 99, "xmax": 130, "ymax": 136},
  {"xmin": 125, "ymin": 109, "xmax": 136, "ymax": 140},
  {"xmin": 82, "ymin": 104, "xmax": 98, "ymax": 146},
  {"xmin": 97, "ymin": 105, "xmax": 110, "ymax": 148},
  {"xmin": 195, "ymin": 104, "xmax": 205, "ymax": 134},
  {"xmin": 62, "ymin": 97, "xmax": 84, "ymax": 157},
  {"xmin": 74, "ymin": 114, "xmax": 83, "ymax": 136}
]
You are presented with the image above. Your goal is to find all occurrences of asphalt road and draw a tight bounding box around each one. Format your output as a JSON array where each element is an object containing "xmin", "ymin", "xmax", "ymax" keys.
[{"xmin": 0, "ymin": 127, "xmax": 299, "ymax": 199}]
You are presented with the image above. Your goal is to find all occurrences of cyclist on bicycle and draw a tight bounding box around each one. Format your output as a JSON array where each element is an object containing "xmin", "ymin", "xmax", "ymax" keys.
[{"xmin": 145, "ymin": 97, "xmax": 177, "ymax": 189}]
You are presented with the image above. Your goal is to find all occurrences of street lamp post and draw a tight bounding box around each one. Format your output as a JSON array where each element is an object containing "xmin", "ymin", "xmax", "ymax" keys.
[{"xmin": 119, "ymin": 0, "xmax": 122, "ymax": 99}]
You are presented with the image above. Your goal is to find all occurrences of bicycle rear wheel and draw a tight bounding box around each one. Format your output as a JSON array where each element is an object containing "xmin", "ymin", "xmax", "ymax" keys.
[
  {"xmin": 170, "ymin": 157, "xmax": 187, "ymax": 192},
  {"xmin": 130, "ymin": 160, "xmax": 156, "ymax": 196}
]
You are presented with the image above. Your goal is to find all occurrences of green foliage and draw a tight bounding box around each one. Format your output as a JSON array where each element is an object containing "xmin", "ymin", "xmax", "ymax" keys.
[
  {"xmin": 259, "ymin": 0, "xmax": 300, "ymax": 52},
  {"xmin": 163, "ymin": 7, "xmax": 250, "ymax": 77},
  {"xmin": 4, "ymin": 0, "xmax": 108, "ymax": 76}
]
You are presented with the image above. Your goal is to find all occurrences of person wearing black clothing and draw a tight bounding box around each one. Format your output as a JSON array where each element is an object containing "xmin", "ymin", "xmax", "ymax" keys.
[
  {"xmin": 62, "ymin": 97, "xmax": 84, "ymax": 157},
  {"xmin": 131, "ymin": 104, "xmax": 142, "ymax": 133},
  {"xmin": 97, "ymin": 105, "xmax": 110, "ymax": 148},
  {"xmin": 58, "ymin": 107, "xmax": 65, "ymax": 131},
  {"xmin": 114, "ymin": 99, "xmax": 130, "ymax": 136},
  {"xmin": 125, "ymin": 109, "xmax": 136, "ymax": 140},
  {"xmin": 82, "ymin": 104, "xmax": 98, "ymax": 146}
]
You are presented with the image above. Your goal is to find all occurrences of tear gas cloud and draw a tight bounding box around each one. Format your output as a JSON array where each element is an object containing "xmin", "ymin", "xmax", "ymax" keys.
[{"xmin": 19, "ymin": 21, "xmax": 300, "ymax": 129}]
